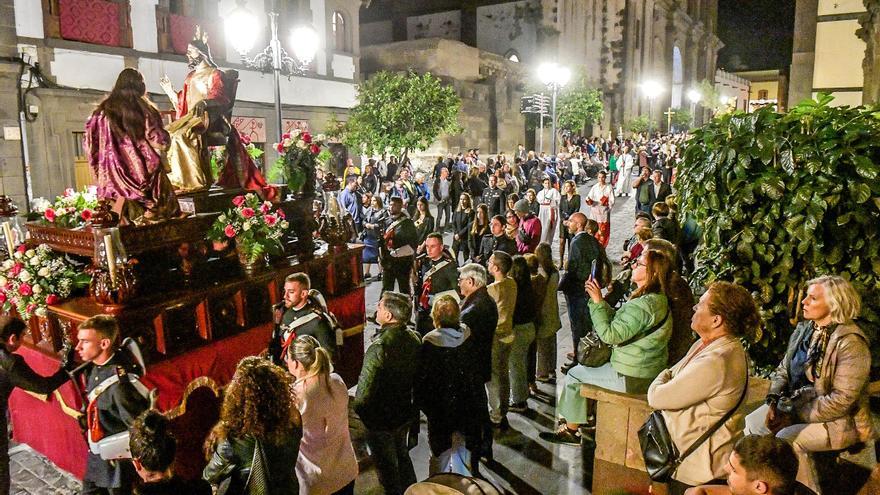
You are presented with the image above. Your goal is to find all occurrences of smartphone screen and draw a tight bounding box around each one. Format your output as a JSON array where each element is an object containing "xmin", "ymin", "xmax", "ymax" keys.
[{"xmin": 590, "ymin": 259, "xmax": 598, "ymax": 280}]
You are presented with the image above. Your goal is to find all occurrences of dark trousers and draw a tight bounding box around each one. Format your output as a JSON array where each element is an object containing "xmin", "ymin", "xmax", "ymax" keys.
[
  {"xmin": 452, "ymin": 236, "xmax": 470, "ymax": 264},
  {"xmin": 527, "ymin": 339, "xmax": 537, "ymax": 385},
  {"xmin": 381, "ymin": 256, "xmax": 413, "ymax": 295},
  {"xmin": 436, "ymin": 200, "xmax": 452, "ymax": 230},
  {"xmin": 81, "ymin": 481, "xmax": 131, "ymax": 495},
  {"xmin": 564, "ymin": 293, "xmax": 592, "ymax": 356},
  {"xmin": 365, "ymin": 424, "xmax": 418, "ymax": 495}
]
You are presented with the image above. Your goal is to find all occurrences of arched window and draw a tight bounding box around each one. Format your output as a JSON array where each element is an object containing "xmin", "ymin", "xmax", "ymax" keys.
[{"xmin": 332, "ymin": 11, "xmax": 348, "ymax": 52}]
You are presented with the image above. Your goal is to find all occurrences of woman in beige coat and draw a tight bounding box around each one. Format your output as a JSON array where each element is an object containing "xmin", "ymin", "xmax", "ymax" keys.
[
  {"xmin": 647, "ymin": 282, "xmax": 759, "ymax": 494},
  {"xmin": 744, "ymin": 275, "xmax": 876, "ymax": 494}
]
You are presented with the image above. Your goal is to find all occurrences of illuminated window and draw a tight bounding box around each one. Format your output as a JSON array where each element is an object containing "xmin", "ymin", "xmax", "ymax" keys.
[
  {"xmin": 758, "ymin": 89, "xmax": 768, "ymax": 100},
  {"xmin": 332, "ymin": 11, "xmax": 348, "ymax": 52}
]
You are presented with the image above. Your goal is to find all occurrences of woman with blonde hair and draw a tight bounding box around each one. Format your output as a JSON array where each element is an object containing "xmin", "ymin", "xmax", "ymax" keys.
[
  {"xmin": 286, "ymin": 336, "xmax": 358, "ymax": 495},
  {"xmin": 203, "ymin": 357, "xmax": 302, "ymax": 494},
  {"xmin": 744, "ymin": 275, "xmax": 875, "ymax": 493}
]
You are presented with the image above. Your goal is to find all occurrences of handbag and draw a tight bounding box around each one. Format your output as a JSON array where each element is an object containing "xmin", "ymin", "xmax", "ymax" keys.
[
  {"xmin": 576, "ymin": 308, "xmax": 669, "ymax": 368},
  {"xmin": 638, "ymin": 354, "xmax": 750, "ymax": 483}
]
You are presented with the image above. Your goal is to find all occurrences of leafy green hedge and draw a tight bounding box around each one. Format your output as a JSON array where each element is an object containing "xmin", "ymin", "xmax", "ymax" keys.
[{"xmin": 677, "ymin": 94, "xmax": 880, "ymax": 373}]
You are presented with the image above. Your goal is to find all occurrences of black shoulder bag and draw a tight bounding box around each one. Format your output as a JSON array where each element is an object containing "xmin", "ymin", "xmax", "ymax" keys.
[
  {"xmin": 638, "ymin": 355, "xmax": 749, "ymax": 483},
  {"xmin": 576, "ymin": 308, "xmax": 669, "ymax": 368}
]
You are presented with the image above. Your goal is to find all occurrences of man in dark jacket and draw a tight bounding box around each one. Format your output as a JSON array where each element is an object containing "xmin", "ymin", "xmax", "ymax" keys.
[
  {"xmin": 458, "ymin": 263, "xmax": 499, "ymax": 462},
  {"xmin": 0, "ymin": 316, "xmax": 71, "ymax": 494},
  {"xmin": 480, "ymin": 175, "xmax": 506, "ymax": 218},
  {"xmin": 77, "ymin": 315, "xmax": 150, "ymax": 495},
  {"xmin": 268, "ymin": 273, "xmax": 337, "ymax": 364},
  {"xmin": 354, "ymin": 292, "xmax": 421, "ymax": 495},
  {"xmin": 558, "ymin": 213, "xmax": 601, "ymax": 373},
  {"xmin": 633, "ymin": 169, "xmax": 672, "ymax": 215},
  {"xmin": 475, "ymin": 215, "xmax": 516, "ymax": 265},
  {"xmin": 381, "ymin": 197, "xmax": 419, "ymax": 295}
]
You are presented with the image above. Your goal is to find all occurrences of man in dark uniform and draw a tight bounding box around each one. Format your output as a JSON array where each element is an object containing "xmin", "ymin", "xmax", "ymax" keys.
[
  {"xmin": 475, "ymin": 215, "xmax": 516, "ymax": 266},
  {"xmin": 76, "ymin": 315, "xmax": 150, "ymax": 495},
  {"xmin": 381, "ymin": 197, "xmax": 418, "ymax": 295},
  {"xmin": 268, "ymin": 272, "xmax": 337, "ymax": 365},
  {"xmin": 480, "ymin": 175, "xmax": 506, "ymax": 217},
  {"xmin": 414, "ymin": 233, "xmax": 459, "ymax": 335},
  {"xmin": 0, "ymin": 316, "xmax": 71, "ymax": 494}
]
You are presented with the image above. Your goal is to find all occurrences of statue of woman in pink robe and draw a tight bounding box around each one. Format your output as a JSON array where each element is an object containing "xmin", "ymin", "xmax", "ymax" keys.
[{"xmin": 84, "ymin": 68, "xmax": 181, "ymax": 223}]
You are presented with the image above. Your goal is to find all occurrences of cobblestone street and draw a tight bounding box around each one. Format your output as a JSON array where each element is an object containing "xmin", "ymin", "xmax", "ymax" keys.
[{"xmin": 9, "ymin": 175, "xmax": 637, "ymax": 494}]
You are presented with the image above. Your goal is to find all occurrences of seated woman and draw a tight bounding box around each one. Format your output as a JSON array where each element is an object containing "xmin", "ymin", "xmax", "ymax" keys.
[
  {"xmin": 130, "ymin": 410, "xmax": 212, "ymax": 494},
  {"xmin": 416, "ymin": 295, "xmax": 486, "ymax": 476},
  {"xmin": 647, "ymin": 282, "xmax": 758, "ymax": 494},
  {"xmin": 541, "ymin": 249, "xmax": 674, "ymax": 444},
  {"xmin": 203, "ymin": 357, "xmax": 302, "ymax": 495},
  {"xmin": 744, "ymin": 275, "xmax": 875, "ymax": 494},
  {"xmin": 285, "ymin": 336, "xmax": 358, "ymax": 495}
]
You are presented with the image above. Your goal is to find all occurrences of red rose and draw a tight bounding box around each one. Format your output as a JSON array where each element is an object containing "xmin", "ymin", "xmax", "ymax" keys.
[
  {"xmin": 18, "ymin": 283, "xmax": 32, "ymax": 296},
  {"xmin": 232, "ymin": 195, "xmax": 246, "ymax": 207},
  {"xmin": 10, "ymin": 263, "xmax": 22, "ymax": 277},
  {"xmin": 81, "ymin": 209, "xmax": 93, "ymax": 221},
  {"xmin": 16, "ymin": 245, "xmax": 25, "ymax": 254},
  {"xmin": 45, "ymin": 294, "xmax": 60, "ymax": 305},
  {"xmin": 224, "ymin": 225, "xmax": 236, "ymax": 238},
  {"xmin": 44, "ymin": 208, "xmax": 56, "ymax": 222},
  {"xmin": 302, "ymin": 132, "xmax": 312, "ymax": 144},
  {"xmin": 0, "ymin": 293, "xmax": 6, "ymax": 304},
  {"xmin": 282, "ymin": 132, "xmax": 291, "ymax": 140},
  {"xmin": 260, "ymin": 202, "xmax": 271, "ymax": 214},
  {"xmin": 26, "ymin": 304, "xmax": 36, "ymax": 314},
  {"xmin": 310, "ymin": 144, "xmax": 320, "ymax": 155},
  {"xmin": 277, "ymin": 209, "xmax": 286, "ymax": 220},
  {"xmin": 240, "ymin": 207, "xmax": 255, "ymax": 219},
  {"xmin": 275, "ymin": 142, "xmax": 284, "ymax": 153},
  {"xmin": 264, "ymin": 214, "xmax": 278, "ymax": 227}
]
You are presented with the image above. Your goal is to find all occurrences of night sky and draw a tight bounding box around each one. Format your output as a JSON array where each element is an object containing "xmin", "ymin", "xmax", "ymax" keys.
[{"xmin": 717, "ymin": 0, "xmax": 796, "ymax": 71}]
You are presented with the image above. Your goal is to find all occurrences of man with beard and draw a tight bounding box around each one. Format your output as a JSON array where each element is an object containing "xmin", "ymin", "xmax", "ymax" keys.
[
  {"xmin": 159, "ymin": 27, "xmax": 275, "ymax": 200},
  {"xmin": 267, "ymin": 273, "xmax": 337, "ymax": 365}
]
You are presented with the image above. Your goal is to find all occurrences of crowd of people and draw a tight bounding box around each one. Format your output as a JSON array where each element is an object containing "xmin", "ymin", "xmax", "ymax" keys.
[{"xmin": 0, "ymin": 135, "xmax": 876, "ymax": 495}]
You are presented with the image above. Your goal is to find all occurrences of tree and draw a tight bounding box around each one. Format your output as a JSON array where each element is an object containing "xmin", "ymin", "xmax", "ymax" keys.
[
  {"xmin": 556, "ymin": 83, "xmax": 604, "ymax": 134},
  {"xmin": 339, "ymin": 71, "xmax": 462, "ymax": 159},
  {"xmin": 625, "ymin": 115, "xmax": 654, "ymax": 135},
  {"xmin": 677, "ymin": 94, "xmax": 880, "ymax": 374},
  {"xmin": 669, "ymin": 108, "xmax": 693, "ymax": 132}
]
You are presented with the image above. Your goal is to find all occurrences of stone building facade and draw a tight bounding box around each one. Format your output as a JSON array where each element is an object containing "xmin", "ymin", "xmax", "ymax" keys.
[
  {"xmin": 360, "ymin": 0, "xmax": 722, "ymax": 144},
  {"xmin": 0, "ymin": 0, "xmax": 363, "ymax": 210}
]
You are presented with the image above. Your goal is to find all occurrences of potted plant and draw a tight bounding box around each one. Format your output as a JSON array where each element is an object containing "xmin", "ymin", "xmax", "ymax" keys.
[
  {"xmin": 207, "ymin": 193, "xmax": 290, "ymax": 272},
  {"xmin": 271, "ymin": 129, "xmax": 327, "ymax": 197}
]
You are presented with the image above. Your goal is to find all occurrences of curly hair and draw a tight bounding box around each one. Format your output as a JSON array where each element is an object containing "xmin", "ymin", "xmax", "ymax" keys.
[{"xmin": 206, "ymin": 357, "xmax": 300, "ymax": 457}]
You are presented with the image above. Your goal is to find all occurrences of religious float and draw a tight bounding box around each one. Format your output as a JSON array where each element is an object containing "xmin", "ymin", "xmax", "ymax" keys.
[{"xmin": 0, "ymin": 30, "xmax": 363, "ymax": 479}]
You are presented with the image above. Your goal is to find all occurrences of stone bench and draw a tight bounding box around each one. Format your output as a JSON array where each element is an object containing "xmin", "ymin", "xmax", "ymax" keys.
[{"xmin": 580, "ymin": 377, "xmax": 769, "ymax": 495}]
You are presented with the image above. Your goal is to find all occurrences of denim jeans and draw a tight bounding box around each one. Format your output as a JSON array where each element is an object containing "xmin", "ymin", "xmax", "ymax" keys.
[
  {"xmin": 509, "ymin": 322, "xmax": 536, "ymax": 404},
  {"xmin": 364, "ymin": 423, "xmax": 418, "ymax": 495},
  {"xmin": 564, "ymin": 293, "xmax": 592, "ymax": 354}
]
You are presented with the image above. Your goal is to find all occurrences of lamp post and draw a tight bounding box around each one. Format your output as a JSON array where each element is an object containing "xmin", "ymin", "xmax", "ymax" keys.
[
  {"xmin": 224, "ymin": 0, "xmax": 318, "ymax": 141},
  {"xmin": 641, "ymin": 80, "xmax": 662, "ymax": 138},
  {"xmin": 687, "ymin": 88, "xmax": 701, "ymax": 129},
  {"xmin": 538, "ymin": 62, "xmax": 571, "ymax": 157}
]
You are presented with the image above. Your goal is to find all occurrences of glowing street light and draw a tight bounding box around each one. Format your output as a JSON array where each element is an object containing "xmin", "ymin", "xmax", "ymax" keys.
[
  {"xmin": 538, "ymin": 62, "xmax": 571, "ymax": 156},
  {"xmin": 640, "ymin": 80, "xmax": 663, "ymax": 137},
  {"xmin": 224, "ymin": 1, "xmax": 318, "ymax": 141}
]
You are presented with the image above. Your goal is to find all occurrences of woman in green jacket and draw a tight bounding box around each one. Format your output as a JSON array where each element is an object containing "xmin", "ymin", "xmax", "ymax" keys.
[{"xmin": 541, "ymin": 249, "xmax": 674, "ymax": 444}]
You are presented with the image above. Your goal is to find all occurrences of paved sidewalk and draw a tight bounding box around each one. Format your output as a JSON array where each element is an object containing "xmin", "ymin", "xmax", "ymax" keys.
[{"xmin": 9, "ymin": 444, "xmax": 79, "ymax": 494}]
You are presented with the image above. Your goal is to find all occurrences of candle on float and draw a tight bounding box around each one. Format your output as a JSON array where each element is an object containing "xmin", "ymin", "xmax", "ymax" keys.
[
  {"xmin": 104, "ymin": 234, "xmax": 117, "ymax": 286},
  {"xmin": 2, "ymin": 223, "xmax": 13, "ymax": 255}
]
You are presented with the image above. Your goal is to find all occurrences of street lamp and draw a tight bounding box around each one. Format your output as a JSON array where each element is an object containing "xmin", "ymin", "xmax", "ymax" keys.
[
  {"xmin": 641, "ymin": 80, "xmax": 662, "ymax": 137},
  {"xmin": 224, "ymin": 1, "xmax": 318, "ymax": 141},
  {"xmin": 687, "ymin": 88, "xmax": 701, "ymax": 128},
  {"xmin": 538, "ymin": 62, "xmax": 571, "ymax": 156}
]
